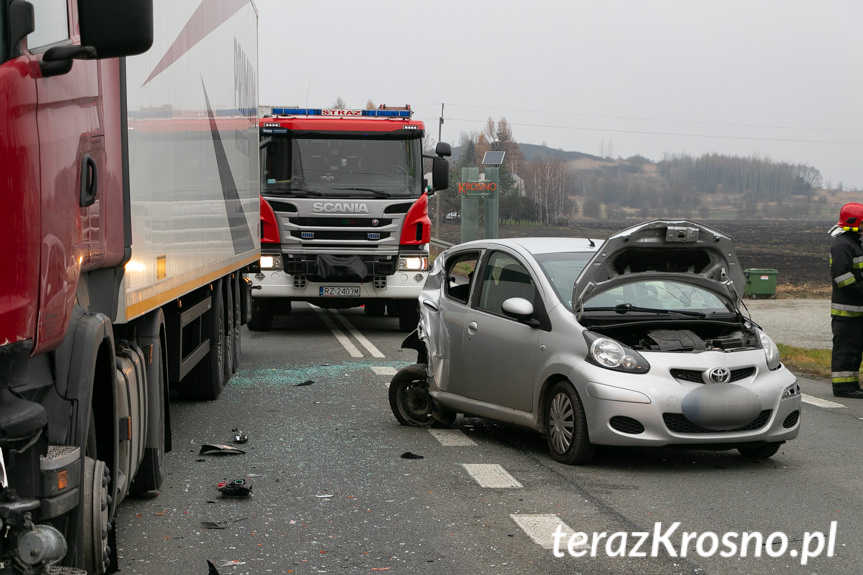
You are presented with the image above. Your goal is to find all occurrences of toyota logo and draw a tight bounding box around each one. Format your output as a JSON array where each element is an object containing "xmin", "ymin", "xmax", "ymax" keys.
[{"xmin": 707, "ymin": 367, "xmax": 731, "ymax": 384}]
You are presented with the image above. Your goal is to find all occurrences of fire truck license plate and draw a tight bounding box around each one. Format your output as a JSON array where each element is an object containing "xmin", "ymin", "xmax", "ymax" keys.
[{"xmin": 320, "ymin": 286, "xmax": 360, "ymax": 297}]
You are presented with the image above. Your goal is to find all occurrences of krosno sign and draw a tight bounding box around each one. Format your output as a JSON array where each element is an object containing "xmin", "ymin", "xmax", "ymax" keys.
[{"xmin": 457, "ymin": 181, "xmax": 497, "ymax": 194}]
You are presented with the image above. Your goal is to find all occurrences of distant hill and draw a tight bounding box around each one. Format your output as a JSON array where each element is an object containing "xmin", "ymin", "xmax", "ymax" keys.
[{"xmin": 451, "ymin": 143, "xmax": 602, "ymax": 164}]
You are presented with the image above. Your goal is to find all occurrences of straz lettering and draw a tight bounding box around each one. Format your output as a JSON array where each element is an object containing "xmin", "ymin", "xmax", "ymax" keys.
[
  {"xmin": 457, "ymin": 182, "xmax": 497, "ymax": 194},
  {"xmin": 312, "ymin": 202, "xmax": 370, "ymax": 214},
  {"xmin": 321, "ymin": 109, "xmax": 364, "ymax": 116}
]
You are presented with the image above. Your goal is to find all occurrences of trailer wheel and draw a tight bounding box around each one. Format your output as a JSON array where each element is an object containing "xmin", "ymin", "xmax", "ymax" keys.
[
  {"xmin": 223, "ymin": 279, "xmax": 235, "ymax": 381},
  {"xmin": 182, "ymin": 280, "xmax": 226, "ymax": 400},
  {"xmin": 231, "ymin": 274, "xmax": 242, "ymax": 372},
  {"xmin": 248, "ymin": 299, "xmax": 273, "ymax": 331}
]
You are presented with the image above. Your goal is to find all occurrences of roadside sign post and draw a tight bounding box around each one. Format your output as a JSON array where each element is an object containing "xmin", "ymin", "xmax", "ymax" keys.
[{"xmin": 458, "ymin": 151, "xmax": 505, "ymax": 242}]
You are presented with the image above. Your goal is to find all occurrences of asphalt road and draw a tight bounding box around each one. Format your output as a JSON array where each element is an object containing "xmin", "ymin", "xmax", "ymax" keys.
[
  {"xmin": 744, "ymin": 298, "xmax": 832, "ymax": 350},
  {"xmin": 114, "ymin": 303, "xmax": 862, "ymax": 575}
]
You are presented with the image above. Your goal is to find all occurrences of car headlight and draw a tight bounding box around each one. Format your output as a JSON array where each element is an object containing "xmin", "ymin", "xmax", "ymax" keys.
[
  {"xmin": 399, "ymin": 256, "xmax": 428, "ymax": 272},
  {"xmin": 584, "ymin": 332, "xmax": 650, "ymax": 374},
  {"xmin": 782, "ymin": 382, "xmax": 801, "ymax": 399},
  {"xmin": 757, "ymin": 329, "xmax": 782, "ymax": 371},
  {"xmin": 260, "ymin": 255, "xmax": 282, "ymax": 270}
]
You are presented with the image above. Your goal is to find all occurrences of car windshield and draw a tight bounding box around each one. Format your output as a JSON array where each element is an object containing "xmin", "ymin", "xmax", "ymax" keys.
[
  {"xmin": 583, "ymin": 279, "xmax": 734, "ymax": 315},
  {"xmin": 262, "ymin": 136, "xmax": 421, "ymax": 198},
  {"xmin": 534, "ymin": 251, "xmax": 593, "ymax": 310}
]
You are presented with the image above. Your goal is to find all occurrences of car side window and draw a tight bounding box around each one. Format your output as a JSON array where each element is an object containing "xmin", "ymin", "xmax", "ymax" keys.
[
  {"xmin": 444, "ymin": 252, "xmax": 479, "ymax": 304},
  {"xmin": 478, "ymin": 252, "xmax": 536, "ymax": 316}
]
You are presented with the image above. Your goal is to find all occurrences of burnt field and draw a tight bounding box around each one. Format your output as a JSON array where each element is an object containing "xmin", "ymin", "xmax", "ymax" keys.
[{"xmin": 433, "ymin": 219, "xmax": 833, "ymax": 298}]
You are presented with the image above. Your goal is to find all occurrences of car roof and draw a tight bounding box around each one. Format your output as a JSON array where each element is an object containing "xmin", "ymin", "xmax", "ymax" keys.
[{"xmin": 484, "ymin": 236, "xmax": 601, "ymax": 255}]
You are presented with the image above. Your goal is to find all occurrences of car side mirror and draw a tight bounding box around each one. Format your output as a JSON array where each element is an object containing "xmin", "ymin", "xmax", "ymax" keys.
[{"xmin": 502, "ymin": 297, "xmax": 535, "ymax": 323}]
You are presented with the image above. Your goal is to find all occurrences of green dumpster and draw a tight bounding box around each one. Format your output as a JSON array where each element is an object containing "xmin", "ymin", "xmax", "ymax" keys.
[{"xmin": 744, "ymin": 268, "xmax": 778, "ymax": 299}]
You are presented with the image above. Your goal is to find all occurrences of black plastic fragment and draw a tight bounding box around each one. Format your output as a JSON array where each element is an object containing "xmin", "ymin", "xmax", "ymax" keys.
[
  {"xmin": 218, "ymin": 478, "xmax": 253, "ymax": 497},
  {"xmin": 199, "ymin": 444, "xmax": 245, "ymax": 455}
]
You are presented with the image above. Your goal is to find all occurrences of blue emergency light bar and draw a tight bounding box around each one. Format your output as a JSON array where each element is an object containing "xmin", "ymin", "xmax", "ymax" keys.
[{"xmin": 271, "ymin": 107, "xmax": 412, "ymax": 118}]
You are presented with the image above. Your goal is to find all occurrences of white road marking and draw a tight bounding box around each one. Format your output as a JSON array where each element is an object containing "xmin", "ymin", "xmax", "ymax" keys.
[
  {"xmin": 371, "ymin": 366, "xmax": 398, "ymax": 376},
  {"xmin": 331, "ymin": 310, "xmax": 385, "ymax": 358},
  {"xmin": 312, "ymin": 307, "xmax": 363, "ymax": 358},
  {"xmin": 428, "ymin": 429, "xmax": 477, "ymax": 446},
  {"xmin": 802, "ymin": 394, "xmax": 846, "ymax": 409},
  {"xmin": 510, "ymin": 514, "xmax": 584, "ymax": 550},
  {"xmin": 461, "ymin": 463, "xmax": 522, "ymax": 488}
]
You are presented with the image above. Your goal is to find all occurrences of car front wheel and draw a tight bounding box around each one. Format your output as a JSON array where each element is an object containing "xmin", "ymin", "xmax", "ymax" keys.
[
  {"xmin": 388, "ymin": 364, "xmax": 455, "ymax": 428},
  {"xmin": 546, "ymin": 381, "xmax": 594, "ymax": 465}
]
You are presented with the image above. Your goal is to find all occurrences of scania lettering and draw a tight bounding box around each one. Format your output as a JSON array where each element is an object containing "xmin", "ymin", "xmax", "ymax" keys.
[
  {"xmin": 313, "ymin": 202, "xmax": 371, "ymax": 214},
  {"xmin": 0, "ymin": 1, "xmax": 259, "ymax": 572},
  {"xmin": 249, "ymin": 105, "xmax": 451, "ymax": 331}
]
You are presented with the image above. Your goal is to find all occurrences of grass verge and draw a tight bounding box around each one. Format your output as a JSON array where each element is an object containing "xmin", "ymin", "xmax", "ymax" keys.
[{"xmin": 777, "ymin": 344, "xmax": 830, "ymax": 380}]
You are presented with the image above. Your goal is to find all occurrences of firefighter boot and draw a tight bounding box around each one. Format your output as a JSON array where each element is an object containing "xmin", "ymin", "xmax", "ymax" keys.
[{"xmin": 832, "ymin": 383, "xmax": 863, "ymax": 399}]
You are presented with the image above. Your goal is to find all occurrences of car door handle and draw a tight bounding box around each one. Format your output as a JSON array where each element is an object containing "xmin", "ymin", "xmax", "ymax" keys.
[
  {"xmin": 467, "ymin": 321, "xmax": 478, "ymax": 335},
  {"xmin": 422, "ymin": 299, "xmax": 439, "ymax": 312}
]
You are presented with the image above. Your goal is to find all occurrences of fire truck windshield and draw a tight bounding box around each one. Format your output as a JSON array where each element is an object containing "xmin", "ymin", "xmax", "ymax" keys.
[{"xmin": 262, "ymin": 136, "xmax": 422, "ymax": 198}]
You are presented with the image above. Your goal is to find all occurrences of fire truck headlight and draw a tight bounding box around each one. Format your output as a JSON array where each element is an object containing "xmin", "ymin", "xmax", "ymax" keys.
[
  {"xmin": 260, "ymin": 255, "xmax": 282, "ymax": 270},
  {"xmin": 399, "ymin": 256, "xmax": 428, "ymax": 272}
]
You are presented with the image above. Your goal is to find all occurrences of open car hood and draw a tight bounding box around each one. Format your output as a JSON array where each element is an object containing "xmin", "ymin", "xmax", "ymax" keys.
[{"xmin": 573, "ymin": 220, "xmax": 745, "ymax": 306}]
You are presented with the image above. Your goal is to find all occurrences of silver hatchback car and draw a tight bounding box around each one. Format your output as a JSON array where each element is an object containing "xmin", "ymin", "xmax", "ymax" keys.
[{"xmin": 388, "ymin": 220, "xmax": 801, "ymax": 464}]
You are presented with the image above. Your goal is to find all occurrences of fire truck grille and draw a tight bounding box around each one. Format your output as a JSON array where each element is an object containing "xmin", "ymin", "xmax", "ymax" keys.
[
  {"xmin": 290, "ymin": 217, "xmax": 393, "ymax": 227},
  {"xmin": 290, "ymin": 231, "xmax": 392, "ymax": 241}
]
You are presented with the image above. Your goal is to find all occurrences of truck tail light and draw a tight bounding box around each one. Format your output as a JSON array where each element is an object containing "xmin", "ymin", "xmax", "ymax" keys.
[{"xmin": 260, "ymin": 197, "xmax": 280, "ymax": 245}]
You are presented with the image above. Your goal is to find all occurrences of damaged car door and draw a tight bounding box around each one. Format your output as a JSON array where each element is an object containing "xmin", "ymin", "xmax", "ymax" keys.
[{"xmin": 460, "ymin": 250, "xmax": 542, "ymax": 415}]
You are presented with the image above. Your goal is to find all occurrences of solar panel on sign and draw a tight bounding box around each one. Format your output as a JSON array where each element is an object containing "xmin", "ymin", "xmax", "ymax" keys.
[{"xmin": 482, "ymin": 151, "xmax": 506, "ymax": 165}]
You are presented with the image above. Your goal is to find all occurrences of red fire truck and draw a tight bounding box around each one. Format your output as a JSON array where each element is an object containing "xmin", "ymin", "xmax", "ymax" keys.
[
  {"xmin": 0, "ymin": 1, "xmax": 259, "ymax": 572},
  {"xmin": 249, "ymin": 106, "xmax": 451, "ymax": 331}
]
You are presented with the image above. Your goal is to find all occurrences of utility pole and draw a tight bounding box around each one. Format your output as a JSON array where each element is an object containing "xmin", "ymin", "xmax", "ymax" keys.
[{"xmin": 436, "ymin": 103, "xmax": 443, "ymax": 235}]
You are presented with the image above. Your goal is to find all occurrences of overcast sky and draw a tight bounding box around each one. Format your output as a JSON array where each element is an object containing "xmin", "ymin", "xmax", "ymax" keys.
[{"xmin": 255, "ymin": 0, "xmax": 863, "ymax": 190}]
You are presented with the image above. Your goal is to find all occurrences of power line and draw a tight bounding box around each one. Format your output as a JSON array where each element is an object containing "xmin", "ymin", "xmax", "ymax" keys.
[
  {"xmin": 443, "ymin": 116, "xmax": 863, "ymax": 147},
  {"xmin": 438, "ymin": 102, "xmax": 863, "ymax": 135}
]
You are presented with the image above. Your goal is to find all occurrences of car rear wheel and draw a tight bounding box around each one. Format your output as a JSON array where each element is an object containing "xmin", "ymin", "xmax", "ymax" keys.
[
  {"xmin": 737, "ymin": 442, "xmax": 782, "ymax": 460},
  {"xmin": 388, "ymin": 364, "xmax": 455, "ymax": 428},
  {"xmin": 546, "ymin": 381, "xmax": 594, "ymax": 465}
]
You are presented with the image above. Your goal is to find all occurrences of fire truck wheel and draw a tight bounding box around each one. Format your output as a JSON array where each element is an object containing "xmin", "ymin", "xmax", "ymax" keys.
[
  {"xmin": 397, "ymin": 300, "xmax": 420, "ymax": 332},
  {"xmin": 248, "ymin": 299, "xmax": 273, "ymax": 331},
  {"xmin": 181, "ymin": 281, "xmax": 226, "ymax": 400},
  {"xmin": 83, "ymin": 456, "xmax": 113, "ymax": 574},
  {"xmin": 364, "ymin": 301, "xmax": 386, "ymax": 316}
]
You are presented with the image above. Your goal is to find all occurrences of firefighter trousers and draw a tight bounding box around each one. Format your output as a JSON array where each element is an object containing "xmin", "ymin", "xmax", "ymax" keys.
[{"xmin": 831, "ymin": 317, "xmax": 863, "ymax": 392}]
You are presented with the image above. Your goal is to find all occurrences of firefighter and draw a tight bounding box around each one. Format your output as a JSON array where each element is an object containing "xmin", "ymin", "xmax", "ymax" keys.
[{"xmin": 830, "ymin": 202, "xmax": 863, "ymax": 398}]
